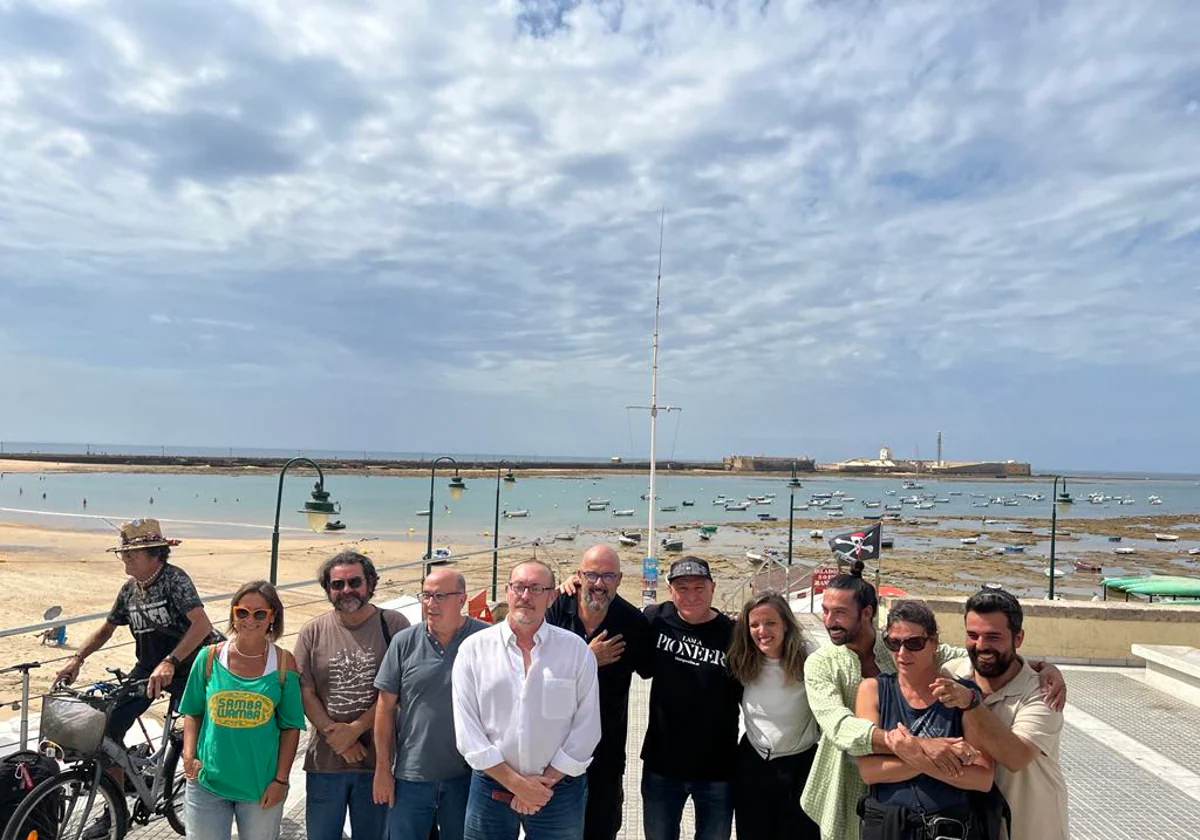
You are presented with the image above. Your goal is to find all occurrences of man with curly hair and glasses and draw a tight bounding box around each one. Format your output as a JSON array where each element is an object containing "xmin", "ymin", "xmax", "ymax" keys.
[{"xmin": 293, "ymin": 550, "xmax": 410, "ymax": 840}]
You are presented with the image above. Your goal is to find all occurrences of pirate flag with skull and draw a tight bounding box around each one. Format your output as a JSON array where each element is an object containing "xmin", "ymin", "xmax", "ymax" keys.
[{"xmin": 828, "ymin": 522, "xmax": 883, "ymax": 563}]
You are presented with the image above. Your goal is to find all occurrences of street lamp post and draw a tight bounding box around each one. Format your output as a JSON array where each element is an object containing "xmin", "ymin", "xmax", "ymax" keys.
[
  {"xmin": 425, "ymin": 456, "xmax": 466, "ymax": 576},
  {"xmin": 1049, "ymin": 475, "xmax": 1062, "ymax": 600},
  {"xmin": 787, "ymin": 461, "xmax": 803, "ymax": 566},
  {"xmin": 491, "ymin": 461, "xmax": 515, "ymax": 600},
  {"xmin": 270, "ymin": 457, "xmax": 340, "ymax": 585}
]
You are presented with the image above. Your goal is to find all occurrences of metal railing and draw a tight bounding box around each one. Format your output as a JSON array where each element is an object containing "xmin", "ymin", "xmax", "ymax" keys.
[{"xmin": 0, "ymin": 538, "xmax": 545, "ymax": 754}]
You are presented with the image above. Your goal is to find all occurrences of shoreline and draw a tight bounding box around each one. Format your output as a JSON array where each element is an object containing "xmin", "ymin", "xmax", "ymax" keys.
[{"xmin": 0, "ymin": 456, "xmax": 1181, "ymax": 483}]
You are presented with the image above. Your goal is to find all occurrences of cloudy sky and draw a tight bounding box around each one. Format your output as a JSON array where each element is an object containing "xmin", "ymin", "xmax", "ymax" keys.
[{"xmin": 1, "ymin": 0, "xmax": 1198, "ymax": 472}]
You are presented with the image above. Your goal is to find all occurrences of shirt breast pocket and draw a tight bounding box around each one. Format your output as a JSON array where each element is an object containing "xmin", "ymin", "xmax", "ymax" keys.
[{"xmin": 542, "ymin": 677, "xmax": 575, "ymax": 720}]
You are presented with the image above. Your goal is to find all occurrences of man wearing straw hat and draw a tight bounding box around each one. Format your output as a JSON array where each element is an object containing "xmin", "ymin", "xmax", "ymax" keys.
[{"xmin": 54, "ymin": 518, "xmax": 218, "ymax": 742}]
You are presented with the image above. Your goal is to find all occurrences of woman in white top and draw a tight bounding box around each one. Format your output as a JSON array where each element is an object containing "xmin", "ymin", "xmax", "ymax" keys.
[{"xmin": 727, "ymin": 592, "xmax": 821, "ymax": 840}]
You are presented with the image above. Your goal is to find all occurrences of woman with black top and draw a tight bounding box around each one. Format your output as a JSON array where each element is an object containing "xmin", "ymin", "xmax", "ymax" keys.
[
  {"xmin": 855, "ymin": 600, "xmax": 993, "ymax": 840},
  {"xmin": 727, "ymin": 592, "xmax": 821, "ymax": 840}
]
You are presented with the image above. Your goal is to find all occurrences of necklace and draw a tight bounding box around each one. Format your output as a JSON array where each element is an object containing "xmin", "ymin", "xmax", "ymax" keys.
[
  {"xmin": 134, "ymin": 564, "xmax": 165, "ymax": 595},
  {"xmin": 232, "ymin": 640, "xmax": 266, "ymax": 658}
]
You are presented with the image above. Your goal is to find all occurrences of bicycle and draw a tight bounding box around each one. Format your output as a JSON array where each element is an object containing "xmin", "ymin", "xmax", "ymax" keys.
[{"xmin": 1, "ymin": 669, "xmax": 187, "ymax": 840}]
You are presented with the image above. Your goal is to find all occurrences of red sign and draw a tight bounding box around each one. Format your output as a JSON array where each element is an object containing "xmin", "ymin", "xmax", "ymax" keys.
[{"xmin": 811, "ymin": 566, "xmax": 839, "ymax": 593}]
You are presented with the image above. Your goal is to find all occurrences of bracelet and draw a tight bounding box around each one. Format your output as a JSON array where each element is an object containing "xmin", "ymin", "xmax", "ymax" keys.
[{"xmin": 273, "ymin": 777, "xmax": 289, "ymax": 786}]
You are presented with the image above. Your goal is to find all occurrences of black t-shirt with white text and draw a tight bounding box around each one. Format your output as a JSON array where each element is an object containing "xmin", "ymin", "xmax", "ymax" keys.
[
  {"xmin": 107, "ymin": 563, "xmax": 207, "ymax": 677},
  {"xmin": 640, "ymin": 601, "xmax": 742, "ymax": 781}
]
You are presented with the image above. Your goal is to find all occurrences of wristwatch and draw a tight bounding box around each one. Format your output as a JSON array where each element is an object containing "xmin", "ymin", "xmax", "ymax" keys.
[
  {"xmin": 164, "ymin": 654, "xmax": 181, "ymax": 668},
  {"xmin": 964, "ymin": 685, "xmax": 983, "ymax": 711}
]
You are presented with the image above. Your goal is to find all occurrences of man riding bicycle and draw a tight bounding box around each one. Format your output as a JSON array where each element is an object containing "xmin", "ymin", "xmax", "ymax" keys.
[{"xmin": 53, "ymin": 518, "xmax": 218, "ymax": 836}]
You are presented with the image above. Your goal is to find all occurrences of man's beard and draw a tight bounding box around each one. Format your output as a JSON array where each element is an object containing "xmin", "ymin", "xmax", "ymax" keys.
[
  {"xmin": 584, "ymin": 588, "xmax": 613, "ymax": 611},
  {"xmin": 333, "ymin": 593, "xmax": 366, "ymax": 613},
  {"xmin": 969, "ymin": 645, "xmax": 1014, "ymax": 678},
  {"xmin": 826, "ymin": 616, "xmax": 861, "ymax": 646}
]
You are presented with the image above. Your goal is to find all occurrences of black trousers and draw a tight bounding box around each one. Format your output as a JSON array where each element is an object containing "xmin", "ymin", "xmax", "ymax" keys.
[
  {"xmin": 583, "ymin": 762, "xmax": 625, "ymax": 840},
  {"xmin": 732, "ymin": 736, "xmax": 819, "ymax": 840}
]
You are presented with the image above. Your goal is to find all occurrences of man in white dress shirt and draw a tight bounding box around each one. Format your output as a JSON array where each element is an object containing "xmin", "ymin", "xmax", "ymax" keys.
[{"xmin": 452, "ymin": 560, "xmax": 601, "ymax": 840}]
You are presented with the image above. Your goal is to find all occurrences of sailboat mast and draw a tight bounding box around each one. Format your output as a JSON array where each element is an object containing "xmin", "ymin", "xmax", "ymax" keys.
[{"xmin": 647, "ymin": 210, "xmax": 665, "ymax": 563}]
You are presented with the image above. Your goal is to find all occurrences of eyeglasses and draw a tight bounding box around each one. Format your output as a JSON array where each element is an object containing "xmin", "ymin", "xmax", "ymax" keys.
[
  {"xmin": 883, "ymin": 635, "xmax": 931, "ymax": 652},
  {"xmin": 418, "ymin": 591, "xmax": 465, "ymax": 603},
  {"xmin": 233, "ymin": 606, "xmax": 274, "ymax": 622},
  {"xmin": 329, "ymin": 577, "xmax": 365, "ymax": 592},
  {"xmin": 507, "ymin": 583, "xmax": 552, "ymax": 596},
  {"xmin": 581, "ymin": 571, "xmax": 619, "ymax": 584}
]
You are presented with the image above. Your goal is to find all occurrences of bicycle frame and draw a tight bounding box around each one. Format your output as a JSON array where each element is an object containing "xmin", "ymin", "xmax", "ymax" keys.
[{"xmin": 100, "ymin": 702, "xmax": 182, "ymax": 817}]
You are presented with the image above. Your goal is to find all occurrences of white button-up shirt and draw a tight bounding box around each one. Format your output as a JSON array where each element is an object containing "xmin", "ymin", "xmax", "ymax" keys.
[{"xmin": 452, "ymin": 618, "xmax": 600, "ymax": 777}]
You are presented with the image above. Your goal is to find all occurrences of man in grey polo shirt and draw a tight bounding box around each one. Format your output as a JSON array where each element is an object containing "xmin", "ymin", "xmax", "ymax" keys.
[{"xmin": 373, "ymin": 567, "xmax": 489, "ymax": 840}]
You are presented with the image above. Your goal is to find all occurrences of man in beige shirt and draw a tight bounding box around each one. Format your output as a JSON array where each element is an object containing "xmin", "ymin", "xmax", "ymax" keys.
[{"xmin": 935, "ymin": 588, "xmax": 1070, "ymax": 840}]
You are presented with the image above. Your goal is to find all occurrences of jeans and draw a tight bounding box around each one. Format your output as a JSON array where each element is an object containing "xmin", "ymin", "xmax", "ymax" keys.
[
  {"xmin": 306, "ymin": 771, "xmax": 386, "ymax": 840},
  {"xmin": 732, "ymin": 738, "xmax": 819, "ymax": 840},
  {"xmin": 641, "ymin": 768, "xmax": 732, "ymax": 840},
  {"xmin": 463, "ymin": 770, "xmax": 587, "ymax": 840},
  {"xmin": 185, "ymin": 780, "xmax": 284, "ymax": 840},
  {"xmin": 386, "ymin": 775, "xmax": 471, "ymax": 840},
  {"xmin": 583, "ymin": 763, "xmax": 624, "ymax": 840}
]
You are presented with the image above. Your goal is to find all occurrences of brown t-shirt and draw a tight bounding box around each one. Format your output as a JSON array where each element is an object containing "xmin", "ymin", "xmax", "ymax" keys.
[{"xmin": 293, "ymin": 607, "xmax": 410, "ymax": 772}]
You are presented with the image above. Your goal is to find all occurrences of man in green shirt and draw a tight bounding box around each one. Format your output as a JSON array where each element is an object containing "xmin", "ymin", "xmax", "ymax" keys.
[{"xmin": 799, "ymin": 563, "xmax": 1066, "ymax": 840}]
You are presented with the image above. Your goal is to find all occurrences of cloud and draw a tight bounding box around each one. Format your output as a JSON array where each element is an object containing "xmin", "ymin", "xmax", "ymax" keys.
[{"xmin": 0, "ymin": 0, "xmax": 1198, "ymax": 470}]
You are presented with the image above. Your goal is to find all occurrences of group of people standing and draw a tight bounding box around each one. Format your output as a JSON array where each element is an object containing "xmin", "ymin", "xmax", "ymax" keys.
[{"xmin": 57, "ymin": 517, "xmax": 1072, "ymax": 840}]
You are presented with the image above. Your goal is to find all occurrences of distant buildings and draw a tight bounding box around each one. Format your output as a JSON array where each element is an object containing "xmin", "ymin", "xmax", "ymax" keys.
[{"xmin": 723, "ymin": 454, "xmax": 816, "ymax": 472}]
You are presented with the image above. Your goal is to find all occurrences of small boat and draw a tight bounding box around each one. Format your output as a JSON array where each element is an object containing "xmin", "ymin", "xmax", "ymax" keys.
[
  {"xmin": 725, "ymin": 502, "xmax": 751, "ymax": 511},
  {"xmin": 1114, "ymin": 547, "xmax": 1136, "ymax": 555},
  {"xmin": 863, "ymin": 501, "xmax": 881, "ymax": 508},
  {"xmin": 612, "ymin": 509, "xmax": 635, "ymax": 517},
  {"xmin": 841, "ymin": 497, "xmax": 856, "ymax": 503},
  {"xmin": 1043, "ymin": 567, "xmax": 1068, "ymax": 578},
  {"xmin": 324, "ymin": 520, "xmax": 346, "ymax": 531},
  {"xmin": 698, "ymin": 531, "xmax": 712, "ymax": 541},
  {"xmin": 554, "ymin": 532, "xmax": 576, "ymax": 541},
  {"xmin": 504, "ymin": 509, "xmax": 530, "ymax": 518},
  {"xmin": 824, "ymin": 504, "xmax": 844, "ymax": 511},
  {"xmin": 681, "ymin": 500, "xmax": 696, "ymax": 507},
  {"xmin": 1002, "ymin": 546, "xmax": 1026, "ymax": 554},
  {"xmin": 1154, "ymin": 534, "xmax": 1180, "ymax": 542},
  {"xmin": 660, "ymin": 505, "xmax": 678, "ymax": 512},
  {"xmin": 881, "ymin": 537, "xmax": 894, "ymax": 549},
  {"xmin": 431, "ymin": 546, "xmax": 453, "ymax": 560},
  {"xmin": 661, "ymin": 536, "xmax": 684, "ymax": 552},
  {"xmin": 863, "ymin": 513, "xmax": 882, "ymax": 521},
  {"xmin": 809, "ymin": 529, "xmax": 824, "ymax": 539},
  {"xmin": 1108, "ymin": 536, "xmax": 1123, "ymax": 542},
  {"xmin": 587, "ymin": 503, "xmax": 608, "ymax": 511},
  {"xmin": 757, "ymin": 514, "xmax": 779, "ymax": 522},
  {"xmin": 416, "ymin": 510, "xmax": 431, "ymax": 516},
  {"xmin": 712, "ymin": 497, "xmax": 728, "ymax": 506},
  {"xmin": 746, "ymin": 551, "xmax": 765, "ymax": 563},
  {"xmin": 618, "ymin": 534, "xmax": 639, "ymax": 547},
  {"xmin": 620, "ymin": 530, "xmax": 642, "ymax": 543},
  {"xmin": 699, "ymin": 525, "xmax": 718, "ymax": 534},
  {"xmin": 1074, "ymin": 560, "xmax": 1103, "ymax": 572},
  {"xmin": 827, "ymin": 511, "xmax": 845, "ymax": 518},
  {"xmin": 960, "ymin": 537, "xmax": 979, "ymax": 545},
  {"xmin": 1189, "ymin": 548, "xmax": 1200, "ymax": 556},
  {"xmin": 1007, "ymin": 526, "xmax": 1033, "ymax": 534},
  {"xmin": 587, "ymin": 498, "xmax": 611, "ymax": 506},
  {"xmin": 793, "ymin": 504, "xmax": 810, "ymax": 511},
  {"xmin": 885, "ymin": 504, "xmax": 903, "ymax": 511}
]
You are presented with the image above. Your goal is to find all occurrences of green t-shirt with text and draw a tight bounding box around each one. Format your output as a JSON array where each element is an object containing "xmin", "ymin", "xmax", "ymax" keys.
[{"xmin": 178, "ymin": 645, "xmax": 305, "ymax": 802}]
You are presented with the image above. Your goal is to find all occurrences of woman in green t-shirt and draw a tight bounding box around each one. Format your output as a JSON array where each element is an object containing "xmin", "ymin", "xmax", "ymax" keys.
[{"xmin": 179, "ymin": 580, "xmax": 305, "ymax": 840}]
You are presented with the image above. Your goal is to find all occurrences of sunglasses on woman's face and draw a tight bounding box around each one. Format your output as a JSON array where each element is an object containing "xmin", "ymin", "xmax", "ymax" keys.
[
  {"xmin": 233, "ymin": 606, "xmax": 274, "ymax": 622},
  {"xmin": 884, "ymin": 634, "xmax": 930, "ymax": 652},
  {"xmin": 329, "ymin": 577, "xmax": 365, "ymax": 592}
]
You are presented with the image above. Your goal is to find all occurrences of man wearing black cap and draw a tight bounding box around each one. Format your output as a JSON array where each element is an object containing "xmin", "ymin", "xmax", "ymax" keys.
[{"xmin": 641, "ymin": 556, "xmax": 741, "ymax": 840}]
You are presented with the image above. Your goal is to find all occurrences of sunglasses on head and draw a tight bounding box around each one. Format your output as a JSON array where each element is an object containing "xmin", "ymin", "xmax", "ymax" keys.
[
  {"xmin": 233, "ymin": 605, "xmax": 274, "ymax": 622},
  {"xmin": 329, "ymin": 577, "xmax": 365, "ymax": 591},
  {"xmin": 884, "ymin": 634, "xmax": 931, "ymax": 652}
]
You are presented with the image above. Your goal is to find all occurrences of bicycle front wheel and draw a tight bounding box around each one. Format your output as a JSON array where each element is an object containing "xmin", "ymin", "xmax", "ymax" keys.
[{"xmin": 1, "ymin": 766, "xmax": 129, "ymax": 840}]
